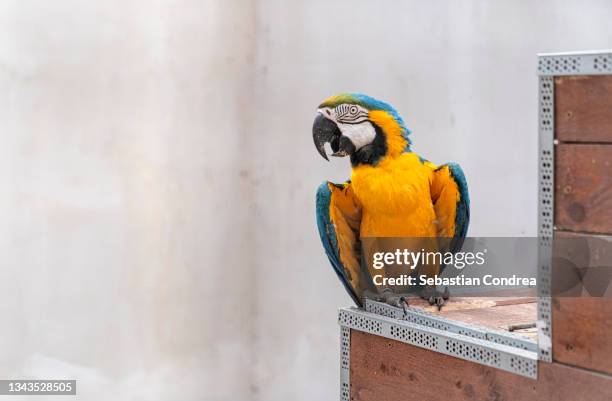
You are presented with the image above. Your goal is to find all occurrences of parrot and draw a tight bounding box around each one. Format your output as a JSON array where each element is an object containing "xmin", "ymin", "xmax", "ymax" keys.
[{"xmin": 313, "ymin": 93, "xmax": 469, "ymax": 308}]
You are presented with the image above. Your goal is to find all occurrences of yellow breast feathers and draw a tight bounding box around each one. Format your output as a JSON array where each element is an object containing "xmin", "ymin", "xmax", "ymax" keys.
[{"xmin": 350, "ymin": 152, "xmax": 438, "ymax": 237}]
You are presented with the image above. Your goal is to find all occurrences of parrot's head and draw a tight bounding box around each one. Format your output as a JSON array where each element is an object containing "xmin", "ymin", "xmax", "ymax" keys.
[{"xmin": 312, "ymin": 93, "xmax": 411, "ymax": 166}]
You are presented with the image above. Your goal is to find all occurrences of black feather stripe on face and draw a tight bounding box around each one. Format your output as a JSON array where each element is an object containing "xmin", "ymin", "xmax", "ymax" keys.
[{"xmin": 349, "ymin": 123, "xmax": 387, "ymax": 167}]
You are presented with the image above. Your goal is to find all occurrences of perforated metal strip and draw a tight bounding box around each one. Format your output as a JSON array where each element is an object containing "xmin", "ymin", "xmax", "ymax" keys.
[
  {"xmin": 365, "ymin": 299, "xmax": 537, "ymax": 352},
  {"xmin": 339, "ymin": 326, "xmax": 350, "ymax": 401},
  {"xmin": 538, "ymin": 50, "xmax": 612, "ymax": 76},
  {"xmin": 339, "ymin": 307, "xmax": 538, "ymax": 379},
  {"xmin": 537, "ymin": 74, "xmax": 554, "ymax": 363},
  {"xmin": 536, "ymin": 50, "xmax": 612, "ymax": 362}
]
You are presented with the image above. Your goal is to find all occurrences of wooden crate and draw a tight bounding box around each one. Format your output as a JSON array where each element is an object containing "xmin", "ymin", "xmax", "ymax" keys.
[
  {"xmin": 349, "ymin": 330, "xmax": 612, "ymax": 401},
  {"xmin": 552, "ymin": 74, "xmax": 612, "ymax": 376},
  {"xmin": 339, "ymin": 52, "xmax": 612, "ymax": 401}
]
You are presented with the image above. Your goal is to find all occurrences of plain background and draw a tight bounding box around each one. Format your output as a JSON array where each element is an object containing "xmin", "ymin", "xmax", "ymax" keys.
[{"xmin": 1, "ymin": 1, "xmax": 612, "ymax": 400}]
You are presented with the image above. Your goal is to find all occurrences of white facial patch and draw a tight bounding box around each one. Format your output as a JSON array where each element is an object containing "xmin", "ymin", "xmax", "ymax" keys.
[
  {"xmin": 317, "ymin": 104, "xmax": 375, "ymax": 150},
  {"xmin": 336, "ymin": 121, "xmax": 376, "ymax": 150}
]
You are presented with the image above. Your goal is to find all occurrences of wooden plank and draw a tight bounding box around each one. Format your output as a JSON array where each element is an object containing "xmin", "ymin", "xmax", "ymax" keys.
[
  {"xmin": 555, "ymin": 75, "xmax": 612, "ymax": 143},
  {"xmin": 552, "ymin": 297, "xmax": 612, "ymax": 375},
  {"xmin": 405, "ymin": 296, "xmax": 536, "ymax": 314},
  {"xmin": 555, "ymin": 144, "xmax": 612, "ymax": 234},
  {"xmin": 494, "ymin": 297, "xmax": 537, "ymax": 307},
  {"xmin": 350, "ymin": 330, "xmax": 612, "ymax": 401},
  {"xmin": 404, "ymin": 296, "xmax": 537, "ymax": 340},
  {"xmin": 441, "ymin": 303, "xmax": 537, "ymax": 333},
  {"xmin": 553, "ymin": 231, "xmax": 612, "ymax": 298},
  {"xmin": 551, "ymin": 231, "xmax": 612, "ymax": 374}
]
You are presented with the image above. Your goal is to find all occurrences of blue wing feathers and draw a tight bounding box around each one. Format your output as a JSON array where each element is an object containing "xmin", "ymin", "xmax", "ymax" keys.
[
  {"xmin": 447, "ymin": 163, "xmax": 470, "ymax": 253},
  {"xmin": 315, "ymin": 183, "xmax": 361, "ymax": 306}
]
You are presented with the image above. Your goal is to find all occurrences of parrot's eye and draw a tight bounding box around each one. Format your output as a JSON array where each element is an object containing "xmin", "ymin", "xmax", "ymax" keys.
[{"xmin": 335, "ymin": 104, "xmax": 368, "ymax": 124}]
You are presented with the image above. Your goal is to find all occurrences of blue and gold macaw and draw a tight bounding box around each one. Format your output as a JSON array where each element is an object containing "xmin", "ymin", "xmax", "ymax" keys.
[{"xmin": 313, "ymin": 93, "xmax": 469, "ymax": 308}]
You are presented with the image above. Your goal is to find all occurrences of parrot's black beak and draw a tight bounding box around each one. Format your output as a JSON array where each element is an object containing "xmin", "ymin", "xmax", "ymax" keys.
[{"xmin": 312, "ymin": 113, "xmax": 356, "ymax": 160}]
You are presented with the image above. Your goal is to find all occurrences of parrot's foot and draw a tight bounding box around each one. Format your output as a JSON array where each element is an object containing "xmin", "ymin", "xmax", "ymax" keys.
[
  {"xmin": 420, "ymin": 286, "xmax": 450, "ymax": 311},
  {"xmin": 363, "ymin": 288, "xmax": 406, "ymax": 308}
]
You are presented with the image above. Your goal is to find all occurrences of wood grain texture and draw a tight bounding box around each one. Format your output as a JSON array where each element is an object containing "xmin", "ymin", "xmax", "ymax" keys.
[
  {"xmin": 552, "ymin": 297, "xmax": 612, "ymax": 375},
  {"xmin": 555, "ymin": 75, "xmax": 612, "ymax": 143},
  {"xmin": 441, "ymin": 303, "xmax": 537, "ymax": 334},
  {"xmin": 551, "ymin": 210, "xmax": 612, "ymax": 374},
  {"xmin": 350, "ymin": 330, "xmax": 612, "ymax": 401},
  {"xmin": 406, "ymin": 297, "xmax": 538, "ymax": 339},
  {"xmin": 555, "ymin": 144, "xmax": 612, "ymax": 234},
  {"xmin": 552, "ymin": 231, "xmax": 612, "ymax": 298},
  {"xmin": 405, "ymin": 295, "xmax": 535, "ymax": 313}
]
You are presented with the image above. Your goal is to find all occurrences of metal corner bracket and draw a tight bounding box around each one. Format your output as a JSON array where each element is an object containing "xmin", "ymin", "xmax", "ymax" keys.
[
  {"xmin": 338, "ymin": 303, "xmax": 538, "ymax": 389},
  {"xmin": 536, "ymin": 50, "xmax": 612, "ymax": 362}
]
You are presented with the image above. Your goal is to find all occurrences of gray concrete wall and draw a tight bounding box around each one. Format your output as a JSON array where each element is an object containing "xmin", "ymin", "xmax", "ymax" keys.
[
  {"xmin": 0, "ymin": 1, "xmax": 257, "ymax": 400},
  {"xmin": 1, "ymin": 1, "xmax": 611, "ymax": 400}
]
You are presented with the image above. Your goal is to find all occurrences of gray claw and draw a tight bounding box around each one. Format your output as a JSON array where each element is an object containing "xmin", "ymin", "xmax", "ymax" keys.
[{"xmin": 421, "ymin": 286, "xmax": 450, "ymax": 310}]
